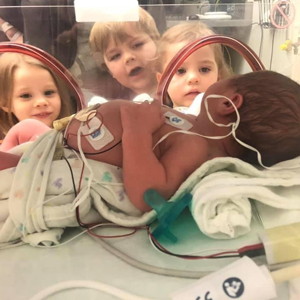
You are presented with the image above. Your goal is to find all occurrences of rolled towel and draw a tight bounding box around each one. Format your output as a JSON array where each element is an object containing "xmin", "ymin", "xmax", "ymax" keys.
[{"xmin": 190, "ymin": 180, "xmax": 252, "ymax": 239}]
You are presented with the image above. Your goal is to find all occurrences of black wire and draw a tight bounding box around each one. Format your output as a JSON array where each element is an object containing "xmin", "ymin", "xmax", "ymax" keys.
[
  {"xmin": 62, "ymin": 156, "xmax": 77, "ymax": 197},
  {"xmin": 62, "ymin": 155, "xmax": 86, "ymax": 228},
  {"xmin": 149, "ymin": 225, "xmax": 265, "ymax": 260},
  {"xmin": 150, "ymin": 235, "xmax": 240, "ymax": 259},
  {"xmin": 241, "ymin": 248, "xmax": 266, "ymax": 258},
  {"xmin": 251, "ymin": 22, "xmax": 264, "ymax": 59},
  {"xmin": 259, "ymin": 23, "xmax": 264, "ymax": 59},
  {"xmin": 64, "ymin": 139, "xmax": 122, "ymax": 155},
  {"xmin": 269, "ymin": 29, "xmax": 276, "ymax": 70}
]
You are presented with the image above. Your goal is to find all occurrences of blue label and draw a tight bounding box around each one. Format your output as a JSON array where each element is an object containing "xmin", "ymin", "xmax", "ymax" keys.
[{"xmin": 91, "ymin": 129, "xmax": 101, "ymax": 139}]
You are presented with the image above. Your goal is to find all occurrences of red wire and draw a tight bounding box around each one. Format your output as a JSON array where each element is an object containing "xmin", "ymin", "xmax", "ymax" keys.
[
  {"xmin": 66, "ymin": 111, "xmax": 105, "ymax": 141},
  {"xmin": 68, "ymin": 122, "xmax": 145, "ymax": 236},
  {"xmin": 75, "ymin": 161, "xmax": 146, "ymax": 234},
  {"xmin": 88, "ymin": 226, "xmax": 137, "ymax": 239},
  {"xmin": 87, "ymin": 225, "xmax": 146, "ymax": 239},
  {"xmin": 76, "ymin": 162, "xmax": 101, "ymax": 228},
  {"xmin": 147, "ymin": 227, "xmax": 264, "ymax": 260},
  {"xmin": 238, "ymin": 243, "xmax": 264, "ymax": 254}
]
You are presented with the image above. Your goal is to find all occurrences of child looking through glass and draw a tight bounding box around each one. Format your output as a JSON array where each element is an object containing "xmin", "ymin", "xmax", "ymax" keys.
[
  {"xmin": 0, "ymin": 52, "xmax": 73, "ymax": 136},
  {"xmin": 89, "ymin": 7, "xmax": 160, "ymax": 99},
  {"xmin": 156, "ymin": 22, "xmax": 232, "ymax": 110}
]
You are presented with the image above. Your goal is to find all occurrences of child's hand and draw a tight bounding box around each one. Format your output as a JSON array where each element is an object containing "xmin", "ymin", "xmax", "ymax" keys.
[{"xmin": 120, "ymin": 100, "xmax": 165, "ymax": 135}]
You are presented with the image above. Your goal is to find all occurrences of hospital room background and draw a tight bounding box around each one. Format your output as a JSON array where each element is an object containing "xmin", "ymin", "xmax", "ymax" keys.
[{"xmin": 0, "ymin": 1, "xmax": 300, "ymax": 300}]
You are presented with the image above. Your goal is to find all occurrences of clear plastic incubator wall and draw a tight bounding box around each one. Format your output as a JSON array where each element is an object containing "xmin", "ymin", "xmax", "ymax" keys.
[{"xmin": 0, "ymin": 1, "xmax": 300, "ymax": 300}]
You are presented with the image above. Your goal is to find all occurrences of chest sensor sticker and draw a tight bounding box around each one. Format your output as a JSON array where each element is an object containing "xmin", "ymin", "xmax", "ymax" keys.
[
  {"xmin": 80, "ymin": 116, "xmax": 114, "ymax": 150},
  {"xmin": 164, "ymin": 111, "xmax": 193, "ymax": 131}
]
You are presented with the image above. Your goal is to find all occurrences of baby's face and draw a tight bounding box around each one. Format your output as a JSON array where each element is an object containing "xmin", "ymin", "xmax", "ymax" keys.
[
  {"xmin": 162, "ymin": 43, "xmax": 219, "ymax": 108},
  {"xmin": 103, "ymin": 24, "xmax": 157, "ymax": 95}
]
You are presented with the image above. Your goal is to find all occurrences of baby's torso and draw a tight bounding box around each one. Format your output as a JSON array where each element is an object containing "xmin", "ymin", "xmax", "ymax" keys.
[{"xmin": 64, "ymin": 100, "xmax": 199, "ymax": 167}]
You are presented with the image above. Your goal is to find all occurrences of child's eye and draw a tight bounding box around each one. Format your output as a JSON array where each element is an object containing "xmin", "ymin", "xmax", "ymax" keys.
[
  {"xmin": 109, "ymin": 53, "xmax": 120, "ymax": 61},
  {"xmin": 44, "ymin": 90, "xmax": 56, "ymax": 96},
  {"xmin": 133, "ymin": 42, "xmax": 144, "ymax": 49},
  {"xmin": 200, "ymin": 67, "xmax": 211, "ymax": 73},
  {"xmin": 20, "ymin": 93, "xmax": 31, "ymax": 99},
  {"xmin": 176, "ymin": 68, "xmax": 186, "ymax": 75}
]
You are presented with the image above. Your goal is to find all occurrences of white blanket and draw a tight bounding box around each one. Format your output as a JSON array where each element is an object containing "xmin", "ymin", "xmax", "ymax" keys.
[
  {"xmin": 187, "ymin": 157, "xmax": 300, "ymax": 239},
  {"xmin": 0, "ymin": 130, "xmax": 155, "ymax": 246}
]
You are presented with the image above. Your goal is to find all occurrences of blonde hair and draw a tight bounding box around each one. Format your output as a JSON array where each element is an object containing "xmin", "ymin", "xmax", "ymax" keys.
[
  {"xmin": 156, "ymin": 22, "xmax": 232, "ymax": 80},
  {"xmin": 0, "ymin": 53, "xmax": 72, "ymax": 135},
  {"xmin": 89, "ymin": 7, "xmax": 160, "ymax": 60}
]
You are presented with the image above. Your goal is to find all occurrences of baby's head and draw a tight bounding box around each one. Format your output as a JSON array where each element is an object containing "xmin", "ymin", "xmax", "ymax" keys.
[
  {"xmin": 201, "ymin": 71, "xmax": 300, "ymax": 166},
  {"xmin": 0, "ymin": 53, "xmax": 71, "ymax": 134},
  {"xmin": 156, "ymin": 22, "xmax": 232, "ymax": 108},
  {"xmin": 89, "ymin": 7, "xmax": 160, "ymax": 96}
]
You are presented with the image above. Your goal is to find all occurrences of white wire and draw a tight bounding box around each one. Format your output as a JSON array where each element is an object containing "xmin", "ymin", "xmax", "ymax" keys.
[
  {"xmin": 156, "ymin": 94, "xmax": 300, "ymax": 170},
  {"xmin": 30, "ymin": 222, "xmax": 138, "ymax": 249},
  {"xmin": 28, "ymin": 280, "xmax": 158, "ymax": 300},
  {"xmin": 22, "ymin": 185, "xmax": 74, "ymax": 238},
  {"xmin": 31, "ymin": 223, "xmax": 133, "ymax": 249},
  {"xmin": 31, "ymin": 228, "xmax": 88, "ymax": 248},
  {"xmin": 92, "ymin": 178, "xmax": 124, "ymax": 186},
  {"xmin": 0, "ymin": 241, "xmax": 25, "ymax": 250},
  {"xmin": 69, "ymin": 125, "xmax": 94, "ymax": 211}
]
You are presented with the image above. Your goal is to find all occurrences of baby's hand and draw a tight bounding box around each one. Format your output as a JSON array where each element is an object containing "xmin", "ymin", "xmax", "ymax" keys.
[{"xmin": 120, "ymin": 100, "xmax": 165, "ymax": 135}]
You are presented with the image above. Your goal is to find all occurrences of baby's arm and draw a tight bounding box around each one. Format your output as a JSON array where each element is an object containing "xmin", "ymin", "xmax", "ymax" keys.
[
  {"xmin": 121, "ymin": 101, "xmax": 208, "ymax": 212},
  {"xmin": 0, "ymin": 151, "xmax": 21, "ymax": 170},
  {"xmin": 1, "ymin": 119, "xmax": 50, "ymax": 152}
]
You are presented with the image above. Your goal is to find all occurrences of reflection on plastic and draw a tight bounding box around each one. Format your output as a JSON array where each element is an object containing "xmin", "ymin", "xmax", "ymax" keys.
[{"xmin": 74, "ymin": 0, "xmax": 139, "ymax": 22}]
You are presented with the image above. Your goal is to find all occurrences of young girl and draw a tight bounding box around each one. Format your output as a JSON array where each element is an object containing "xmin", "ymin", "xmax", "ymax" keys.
[
  {"xmin": 156, "ymin": 22, "xmax": 232, "ymax": 109},
  {"xmin": 89, "ymin": 7, "xmax": 160, "ymax": 99},
  {"xmin": 0, "ymin": 53, "xmax": 74, "ymax": 153},
  {"xmin": 0, "ymin": 52, "xmax": 72, "ymax": 138}
]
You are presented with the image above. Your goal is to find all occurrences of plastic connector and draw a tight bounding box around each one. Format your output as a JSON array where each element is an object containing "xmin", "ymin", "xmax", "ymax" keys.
[
  {"xmin": 280, "ymin": 40, "xmax": 292, "ymax": 51},
  {"xmin": 144, "ymin": 189, "xmax": 192, "ymax": 242},
  {"xmin": 260, "ymin": 222, "xmax": 300, "ymax": 265}
]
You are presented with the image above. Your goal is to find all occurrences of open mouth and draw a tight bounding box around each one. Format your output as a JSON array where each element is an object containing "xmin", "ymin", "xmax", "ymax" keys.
[{"xmin": 129, "ymin": 67, "xmax": 144, "ymax": 77}]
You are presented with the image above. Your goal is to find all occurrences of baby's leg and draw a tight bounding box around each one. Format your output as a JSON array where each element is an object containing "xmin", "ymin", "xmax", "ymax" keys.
[
  {"xmin": 0, "ymin": 151, "xmax": 21, "ymax": 170},
  {"xmin": 1, "ymin": 119, "xmax": 50, "ymax": 152}
]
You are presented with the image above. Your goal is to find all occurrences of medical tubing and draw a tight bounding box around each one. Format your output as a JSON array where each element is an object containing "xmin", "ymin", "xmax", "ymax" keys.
[
  {"xmin": 28, "ymin": 280, "xmax": 157, "ymax": 300},
  {"xmin": 87, "ymin": 230, "xmax": 211, "ymax": 279},
  {"xmin": 87, "ymin": 229, "xmax": 300, "ymax": 280},
  {"xmin": 28, "ymin": 264, "xmax": 300, "ymax": 300},
  {"xmin": 271, "ymin": 263, "xmax": 300, "ymax": 283},
  {"xmin": 156, "ymin": 35, "xmax": 265, "ymax": 105}
]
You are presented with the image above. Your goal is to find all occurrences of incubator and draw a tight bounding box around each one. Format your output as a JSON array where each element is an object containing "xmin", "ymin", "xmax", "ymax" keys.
[{"xmin": 0, "ymin": 1, "xmax": 300, "ymax": 299}]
